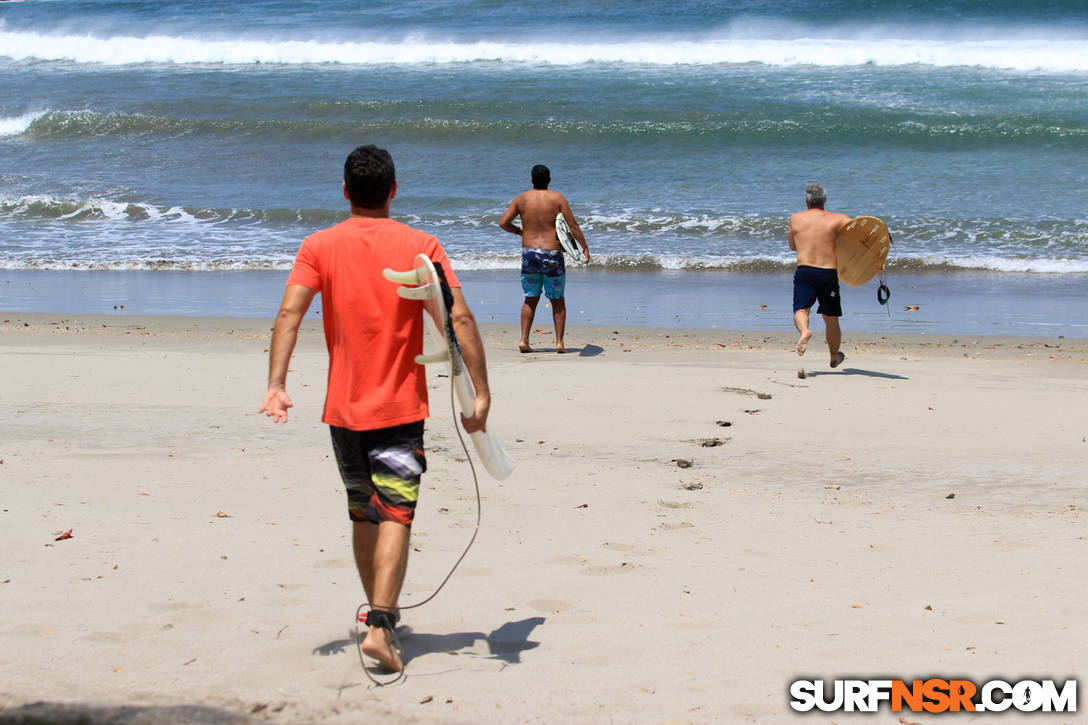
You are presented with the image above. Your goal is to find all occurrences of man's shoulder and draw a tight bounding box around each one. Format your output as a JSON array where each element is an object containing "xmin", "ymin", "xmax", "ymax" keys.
[
  {"xmin": 307, "ymin": 216, "xmax": 358, "ymax": 238},
  {"xmin": 315, "ymin": 216, "xmax": 431, "ymax": 236},
  {"xmin": 788, "ymin": 209, "xmax": 809, "ymax": 226},
  {"xmin": 523, "ymin": 188, "xmax": 566, "ymax": 201},
  {"xmin": 537, "ymin": 189, "xmax": 567, "ymax": 213},
  {"xmin": 302, "ymin": 218, "xmax": 437, "ymax": 257}
]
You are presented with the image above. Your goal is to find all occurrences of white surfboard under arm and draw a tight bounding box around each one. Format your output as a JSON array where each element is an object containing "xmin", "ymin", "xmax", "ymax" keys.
[
  {"xmin": 382, "ymin": 263, "xmax": 515, "ymax": 480},
  {"xmin": 450, "ymin": 359, "xmax": 515, "ymax": 480}
]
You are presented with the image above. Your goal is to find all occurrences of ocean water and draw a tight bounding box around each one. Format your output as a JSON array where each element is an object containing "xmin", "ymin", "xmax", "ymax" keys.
[{"xmin": 1, "ymin": 0, "xmax": 1086, "ymax": 335}]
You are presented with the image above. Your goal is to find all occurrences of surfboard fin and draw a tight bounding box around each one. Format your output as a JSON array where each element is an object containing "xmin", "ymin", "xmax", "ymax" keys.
[
  {"xmin": 384, "ymin": 266, "xmax": 437, "ymax": 299},
  {"xmin": 415, "ymin": 350, "xmax": 451, "ymax": 365},
  {"xmin": 381, "ymin": 267, "xmax": 422, "ymax": 285},
  {"xmin": 395, "ymin": 285, "xmax": 436, "ymax": 301}
]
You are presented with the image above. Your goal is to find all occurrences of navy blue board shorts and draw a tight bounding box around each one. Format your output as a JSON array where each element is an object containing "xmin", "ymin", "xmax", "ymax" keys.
[{"xmin": 793, "ymin": 265, "xmax": 842, "ymax": 317}]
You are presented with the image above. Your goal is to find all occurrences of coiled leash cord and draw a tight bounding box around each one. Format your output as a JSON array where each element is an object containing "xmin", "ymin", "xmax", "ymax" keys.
[
  {"xmin": 877, "ymin": 270, "xmax": 891, "ymax": 317},
  {"xmin": 354, "ymin": 378, "xmax": 482, "ymax": 686},
  {"xmin": 877, "ymin": 232, "xmax": 893, "ymax": 318}
]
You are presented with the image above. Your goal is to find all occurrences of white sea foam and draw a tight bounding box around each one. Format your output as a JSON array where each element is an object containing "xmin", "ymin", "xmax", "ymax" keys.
[
  {"xmin": 1, "ymin": 29, "xmax": 1085, "ymax": 72},
  {"xmin": 0, "ymin": 110, "xmax": 46, "ymax": 137},
  {"xmin": 2, "ymin": 195, "xmax": 1084, "ymax": 273},
  {"xmin": 0, "ymin": 194, "xmax": 182, "ymax": 222},
  {"xmin": 926, "ymin": 255, "xmax": 1088, "ymax": 274}
]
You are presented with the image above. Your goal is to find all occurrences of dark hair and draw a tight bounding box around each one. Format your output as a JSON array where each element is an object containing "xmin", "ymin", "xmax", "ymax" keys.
[
  {"xmin": 531, "ymin": 164, "xmax": 550, "ymax": 190},
  {"xmin": 344, "ymin": 145, "xmax": 396, "ymax": 209}
]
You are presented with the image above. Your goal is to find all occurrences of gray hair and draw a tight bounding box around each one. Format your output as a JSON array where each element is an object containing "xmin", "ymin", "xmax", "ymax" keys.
[{"xmin": 805, "ymin": 183, "xmax": 827, "ymax": 207}]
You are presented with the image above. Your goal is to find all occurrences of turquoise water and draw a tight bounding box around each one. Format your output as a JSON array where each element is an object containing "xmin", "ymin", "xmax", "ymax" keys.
[{"xmin": 1, "ymin": 1, "xmax": 1086, "ymax": 334}]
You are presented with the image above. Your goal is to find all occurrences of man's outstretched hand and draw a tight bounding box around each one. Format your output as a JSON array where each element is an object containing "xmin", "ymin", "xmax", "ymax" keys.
[{"xmin": 259, "ymin": 389, "xmax": 293, "ymax": 423}]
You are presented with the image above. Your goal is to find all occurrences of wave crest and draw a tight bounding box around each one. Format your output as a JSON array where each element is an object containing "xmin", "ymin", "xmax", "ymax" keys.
[
  {"xmin": 0, "ymin": 194, "xmax": 345, "ymax": 226},
  {"xmin": 2, "ymin": 29, "xmax": 1085, "ymax": 72},
  {"xmin": 7, "ymin": 110, "xmax": 1084, "ymax": 150},
  {"xmin": 4, "ymin": 254, "xmax": 1086, "ymax": 274}
]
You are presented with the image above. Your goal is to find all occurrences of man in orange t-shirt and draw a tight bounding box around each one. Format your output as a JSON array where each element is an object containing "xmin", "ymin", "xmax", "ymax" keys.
[{"xmin": 259, "ymin": 145, "xmax": 492, "ymax": 673}]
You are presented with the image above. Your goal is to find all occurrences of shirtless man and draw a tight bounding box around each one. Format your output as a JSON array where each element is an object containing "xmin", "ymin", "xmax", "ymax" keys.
[
  {"xmin": 788, "ymin": 183, "xmax": 851, "ymax": 368},
  {"xmin": 499, "ymin": 164, "xmax": 589, "ymax": 353}
]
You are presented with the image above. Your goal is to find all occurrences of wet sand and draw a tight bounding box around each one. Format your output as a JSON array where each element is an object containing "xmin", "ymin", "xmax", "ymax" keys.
[{"xmin": 3, "ymin": 267, "xmax": 1087, "ymax": 338}]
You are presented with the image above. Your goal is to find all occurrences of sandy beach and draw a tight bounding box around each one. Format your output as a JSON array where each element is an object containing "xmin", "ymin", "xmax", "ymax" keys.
[{"xmin": 1, "ymin": 313, "xmax": 1086, "ymax": 724}]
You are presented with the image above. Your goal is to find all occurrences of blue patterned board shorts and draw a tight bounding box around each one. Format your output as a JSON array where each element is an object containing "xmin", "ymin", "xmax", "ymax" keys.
[{"xmin": 521, "ymin": 248, "xmax": 566, "ymax": 300}]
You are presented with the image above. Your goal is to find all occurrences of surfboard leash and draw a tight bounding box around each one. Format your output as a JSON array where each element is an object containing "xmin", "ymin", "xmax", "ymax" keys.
[
  {"xmin": 877, "ymin": 231, "xmax": 893, "ymax": 317},
  {"xmin": 353, "ymin": 368, "xmax": 483, "ymax": 686}
]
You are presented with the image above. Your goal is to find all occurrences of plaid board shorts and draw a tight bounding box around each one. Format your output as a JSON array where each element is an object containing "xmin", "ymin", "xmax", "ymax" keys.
[{"xmin": 329, "ymin": 421, "xmax": 426, "ymax": 526}]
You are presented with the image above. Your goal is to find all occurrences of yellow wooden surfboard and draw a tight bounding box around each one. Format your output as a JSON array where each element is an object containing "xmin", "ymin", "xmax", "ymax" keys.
[{"xmin": 835, "ymin": 216, "xmax": 891, "ymax": 287}]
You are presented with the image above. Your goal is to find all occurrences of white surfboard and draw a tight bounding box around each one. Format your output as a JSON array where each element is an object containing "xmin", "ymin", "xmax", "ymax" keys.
[
  {"xmin": 382, "ymin": 254, "xmax": 515, "ymax": 480},
  {"xmin": 555, "ymin": 213, "xmax": 585, "ymax": 262}
]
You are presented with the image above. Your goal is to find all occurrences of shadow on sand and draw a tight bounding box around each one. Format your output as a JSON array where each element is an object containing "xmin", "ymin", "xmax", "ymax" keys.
[
  {"xmin": 804, "ymin": 367, "xmax": 908, "ymax": 380},
  {"xmin": 520, "ymin": 344, "xmax": 604, "ymax": 356},
  {"xmin": 313, "ymin": 616, "xmax": 546, "ymax": 668},
  {"xmin": 0, "ymin": 703, "xmax": 252, "ymax": 724}
]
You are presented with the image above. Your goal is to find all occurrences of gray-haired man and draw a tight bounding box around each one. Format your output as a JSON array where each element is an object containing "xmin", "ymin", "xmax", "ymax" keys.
[{"xmin": 787, "ymin": 183, "xmax": 851, "ymax": 367}]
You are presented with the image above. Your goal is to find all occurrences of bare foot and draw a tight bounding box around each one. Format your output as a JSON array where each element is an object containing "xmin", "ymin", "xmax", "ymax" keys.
[
  {"xmin": 830, "ymin": 351, "xmax": 845, "ymax": 368},
  {"xmin": 361, "ymin": 625, "xmax": 402, "ymax": 673},
  {"xmin": 556, "ymin": 343, "xmax": 568, "ymax": 354},
  {"xmin": 518, "ymin": 342, "xmax": 533, "ymax": 353},
  {"xmin": 796, "ymin": 330, "xmax": 812, "ymax": 356}
]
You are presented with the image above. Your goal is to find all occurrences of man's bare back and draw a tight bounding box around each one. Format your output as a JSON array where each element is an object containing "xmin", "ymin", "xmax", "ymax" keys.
[
  {"xmin": 500, "ymin": 188, "xmax": 584, "ymax": 251},
  {"xmin": 500, "ymin": 166, "xmax": 589, "ymax": 354},
  {"xmin": 788, "ymin": 184, "xmax": 851, "ymax": 366},
  {"xmin": 788, "ymin": 208, "xmax": 851, "ymax": 269}
]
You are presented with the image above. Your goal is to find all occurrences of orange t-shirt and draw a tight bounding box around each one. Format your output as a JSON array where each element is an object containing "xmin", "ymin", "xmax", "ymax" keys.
[{"xmin": 286, "ymin": 216, "xmax": 461, "ymax": 432}]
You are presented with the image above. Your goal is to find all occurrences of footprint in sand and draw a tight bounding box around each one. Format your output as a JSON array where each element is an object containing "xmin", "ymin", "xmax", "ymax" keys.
[
  {"xmin": 720, "ymin": 386, "xmax": 772, "ymax": 400},
  {"xmin": 584, "ymin": 562, "xmax": 637, "ymax": 576},
  {"xmin": 601, "ymin": 541, "xmax": 641, "ymax": 553}
]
